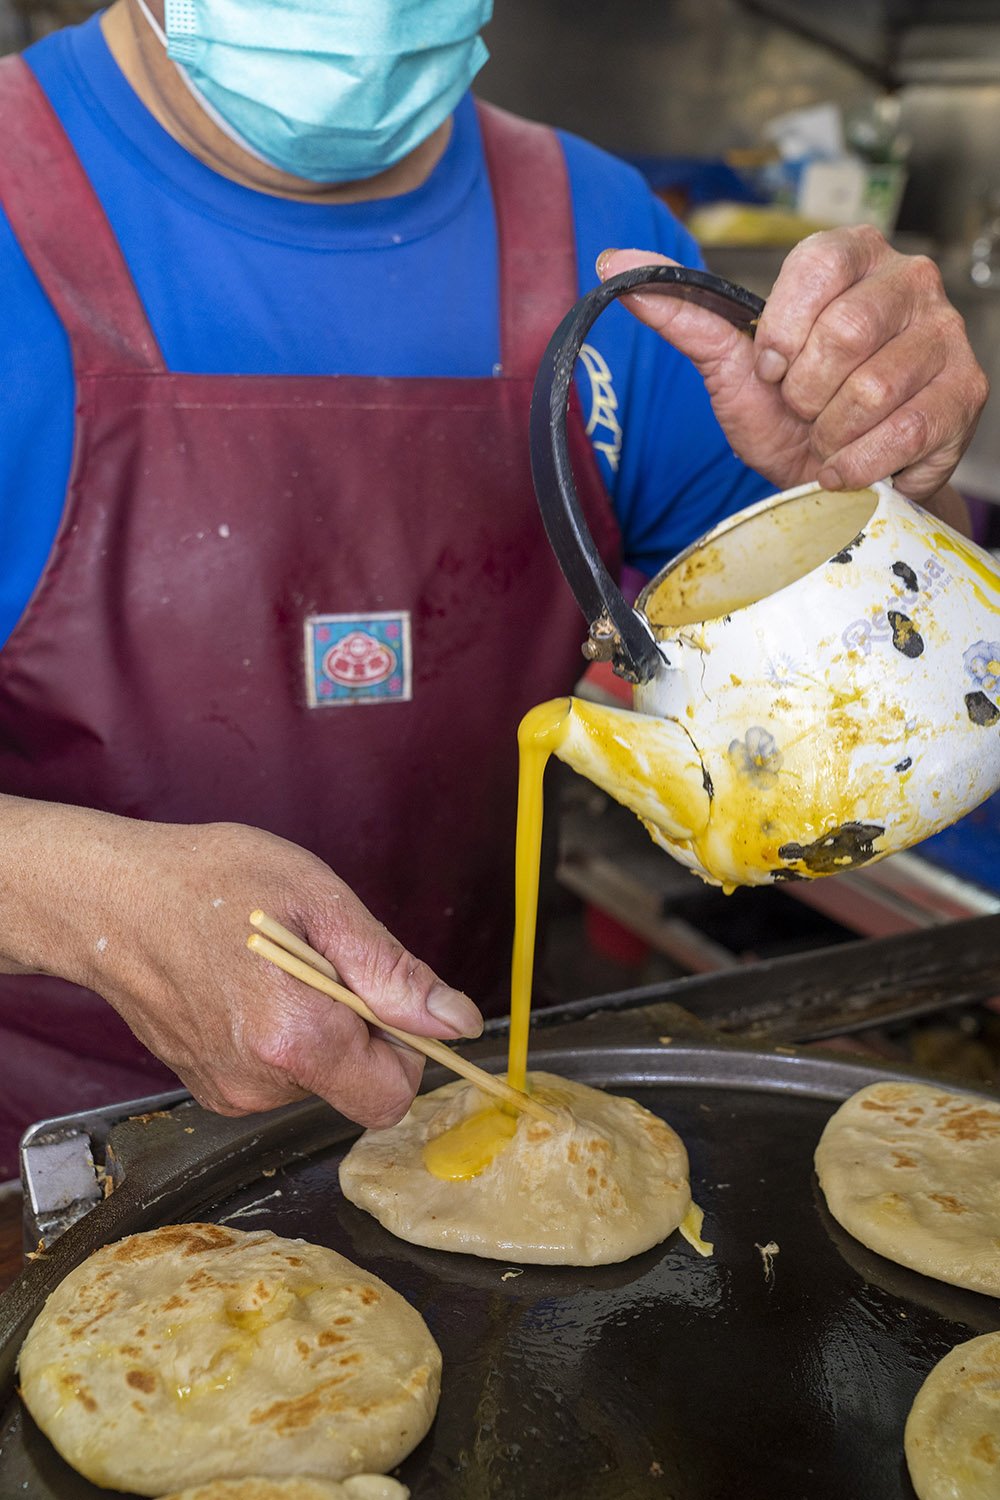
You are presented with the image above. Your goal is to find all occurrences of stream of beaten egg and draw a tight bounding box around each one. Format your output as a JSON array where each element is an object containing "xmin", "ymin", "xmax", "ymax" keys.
[
  {"xmin": 421, "ymin": 699, "xmax": 570, "ymax": 1181},
  {"xmin": 422, "ymin": 697, "xmax": 715, "ymax": 1253}
]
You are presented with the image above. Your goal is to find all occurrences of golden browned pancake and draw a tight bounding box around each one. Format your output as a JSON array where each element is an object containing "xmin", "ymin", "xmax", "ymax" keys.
[
  {"xmin": 17, "ymin": 1224, "xmax": 439, "ymax": 1496},
  {"xmin": 814, "ymin": 1079, "xmax": 1000, "ymax": 1294},
  {"xmin": 339, "ymin": 1071, "xmax": 691, "ymax": 1265},
  {"xmin": 905, "ymin": 1331, "xmax": 1000, "ymax": 1499}
]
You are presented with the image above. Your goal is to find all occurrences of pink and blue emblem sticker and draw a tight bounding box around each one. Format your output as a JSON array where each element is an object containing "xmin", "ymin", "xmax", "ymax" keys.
[{"xmin": 304, "ymin": 612, "xmax": 412, "ymax": 707}]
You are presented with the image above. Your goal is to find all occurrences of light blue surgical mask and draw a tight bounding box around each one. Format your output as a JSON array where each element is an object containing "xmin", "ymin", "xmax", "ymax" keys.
[{"xmin": 136, "ymin": 0, "xmax": 492, "ymax": 183}]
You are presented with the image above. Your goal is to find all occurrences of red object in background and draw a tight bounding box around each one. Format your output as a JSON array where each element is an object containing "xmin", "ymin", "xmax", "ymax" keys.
[
  {"xmin": 585, "ymin": 902, "xmax": 651, "ymax": 968},
  {"xmin": 580, "ymin": 658, "xmax": 634, "ymax": 705}
]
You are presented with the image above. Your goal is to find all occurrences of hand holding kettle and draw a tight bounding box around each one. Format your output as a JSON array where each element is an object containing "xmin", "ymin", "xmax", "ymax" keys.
[
  {"xmin": 530, "ymin": 240, "xmax": 1000, "ymax": 891},
  {"xmin": 598, "ymin": 227, "xmax": 988, "ymax": 519}
]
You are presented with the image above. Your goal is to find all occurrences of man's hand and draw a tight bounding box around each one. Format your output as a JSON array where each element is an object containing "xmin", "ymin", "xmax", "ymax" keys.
[
  {"xmin": 0, "ymin": 799, "xmax": 483, "ymax": 1130},
  {"xmin": 598, "ymin": 227, "xmax": 989, "ymax": 511}
]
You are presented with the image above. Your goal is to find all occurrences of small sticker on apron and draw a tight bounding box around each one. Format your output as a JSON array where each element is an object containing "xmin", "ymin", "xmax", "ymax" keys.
[{"xmin": 304, "ymin": 612, "xmax": 412, "ymax": 706}]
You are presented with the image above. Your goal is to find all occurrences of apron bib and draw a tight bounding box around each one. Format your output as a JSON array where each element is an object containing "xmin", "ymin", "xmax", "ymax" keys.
[{"xmin": 0, "ymin": 60, "xmax": 620, "ymax": 1174}]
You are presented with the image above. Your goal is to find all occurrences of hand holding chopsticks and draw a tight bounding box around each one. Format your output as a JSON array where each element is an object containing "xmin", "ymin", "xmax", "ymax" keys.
[{"xmin": 247, "ymin": 911, "xmax": 556, "ymax": 1124}]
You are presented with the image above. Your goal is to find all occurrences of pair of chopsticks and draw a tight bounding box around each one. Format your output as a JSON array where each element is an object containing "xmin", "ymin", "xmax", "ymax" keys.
[{"xmin": 247, "ymin": 911, "xmax": 556, "ymax": 1124}]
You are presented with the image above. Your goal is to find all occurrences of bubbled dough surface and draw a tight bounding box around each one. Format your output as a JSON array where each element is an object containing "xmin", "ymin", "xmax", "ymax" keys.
[
  {"xmin": 814, "ymin": 1080, "xmax": 1000, "ymax": 1295},
  {"xmin": 339, "ymin": 1071, "xmax": 691, "ymax": 1266},
  {"xmin": 17, "ymin": 1224, "xmax": 440, "ymax": 1496},
  {"xmin": 905, "ymin": 1331, "xmax": 1000, "ymax": 1500}
]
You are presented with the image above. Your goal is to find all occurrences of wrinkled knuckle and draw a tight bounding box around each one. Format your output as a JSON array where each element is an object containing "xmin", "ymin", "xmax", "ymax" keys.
[
  {"xmin": 254, "ymin": 1027, "xmax": 304, "ymax": 1077},
  {"xmin": 893, "ymin": 404, "xmax": 932, "ymax": 457},
  {"xmin": 845, "ymin": 364, "xmax": 894, "ymax": 415},
  {"xmin": 383, "ymin": 942, "xmax": 435, "ymax": 1000},
  {"xmin": 971, "ymin": 365, "xmax": 991, "ymax": 411},
  {"xmin": 900, "ymin": 253, "xmax": 945, "ymax": 303},
  {"xmin": 819, "ymin": 302, "xmax": 873, "ymax": 361}
]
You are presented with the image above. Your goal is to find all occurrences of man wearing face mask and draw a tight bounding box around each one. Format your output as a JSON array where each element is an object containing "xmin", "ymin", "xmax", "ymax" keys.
[{"xmin": 0, "ymin": 0, "xmax": 987, "ymax": 1181}]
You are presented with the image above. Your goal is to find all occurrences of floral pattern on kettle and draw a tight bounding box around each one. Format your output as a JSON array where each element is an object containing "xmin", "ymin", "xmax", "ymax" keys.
[
  {"xmin": 728, "ymin": 727, "xmax": 783, "ymax": 788},
  {"xmin": 964, "ymin": 640, "xmax": 1000, "ymax": 727}
]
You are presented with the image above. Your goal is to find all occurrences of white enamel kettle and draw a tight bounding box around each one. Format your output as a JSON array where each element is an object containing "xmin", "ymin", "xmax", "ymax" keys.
[{"xmin": 529, "ymin": 265, "xmax": 1000, "ymax": 889}]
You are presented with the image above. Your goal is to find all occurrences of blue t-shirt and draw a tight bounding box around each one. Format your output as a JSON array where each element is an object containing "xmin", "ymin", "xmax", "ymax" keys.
[{"xmin": 0, "ymin": 12, "xmax": 772, "ymax": 648}]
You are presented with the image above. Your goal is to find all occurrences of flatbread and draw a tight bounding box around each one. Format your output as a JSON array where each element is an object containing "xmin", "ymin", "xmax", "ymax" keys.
[
  {"xmin": 814, "ymin": 1080, "xmax": 1000, "ymax": 1294},
  {"xmin": 161, "ymin": 1479, "xmax": 409, "ymax": 1500},
  {"xmin": 17, "ymin": 1224, "xmax": 440, "ymax": 1496},
  {"xmin": 338, "ymin": 1071, "xmax": 691, "ymax": 1265},
  {"xmin": 905, "ymin": 1331, "xmax": 1000, "ymax": 1500}
]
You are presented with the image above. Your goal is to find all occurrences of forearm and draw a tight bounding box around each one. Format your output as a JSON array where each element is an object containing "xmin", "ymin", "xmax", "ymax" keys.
[{"xmin": 0, "ymin": 792, "xmax": 110, "ymax": 980}]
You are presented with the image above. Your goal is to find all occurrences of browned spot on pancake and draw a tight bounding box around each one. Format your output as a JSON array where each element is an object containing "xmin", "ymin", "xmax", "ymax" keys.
[
  {"xmin": 59, "ymin": 1374, "xmax": 97, "ymax": 1412},
  {"xmin": 973, "ymin": 1434, "xmax": 999, "ymax": 1465},
  {"xmin": 118, "ymin": 1344, "xmax": 142, "ymax": 1357},
  {"xmin": 566, "ymin": 1143, "xmax": 580, "ymax": 1164},
  {"xmin": 928, "ymin": 1193, "xmax": 967, "ymax": 1215},
  {"xmin": 892, "ymin": 1153, "xmax": 917, "ymax": 1168},
  {"xmin": 111, "ymin": 1225, "xmax": 238, "ymax": 1262},
  {"xmin": 938, "ymin": 1107, "xmax": 1000, "ymax": 1143},
  {"xmin": 318, "ymin": 1330, "xmax": 346, "ymax": 1346},
  {"xmin": 861, "ymin": 1101, "xmax": 898, "ymax": 1113},
  {"xmin": 250, "ymin": 1375, "xmax": 352, "ymax": 1433},
  {"xmin": 159, "ymin": 1294, "xmax": 189, "ymax": 1312},
  {"xmin": 525, "ymin": 1122, "xmax": 552, "ymax": 1143},
  {"xmin": 333, "ymin": 1316, "xmax": 352, "ymax": 1326},
  {"xmin": 67, "ymin": 1292, "xmax": 120, "ymax": 1338},
  {"xmin": 586, "ymin": 1139, "xmax": 612, "ymax": 1155},
  {"xmin": 587, "ymin": 1166, "xmax": 597, "ymax": 1180},
  {"xmin": 338, "ymin": 1353, "xmax": 362, "ymax": 1366},
  {"xmin": 125, "ymin": 1369, "xmax": 156, "ymax": 1393},
  {"xmin": 358, "ymin": 1287, "xmax": 379, "ymax": 1306},
  {"xmin": 287, "ymin": 1256, "xmax": 303, "ymax": 1266},
  {"xmin": 131, "ymin": 1402, "xmax": 145, "ymax": 1412}
]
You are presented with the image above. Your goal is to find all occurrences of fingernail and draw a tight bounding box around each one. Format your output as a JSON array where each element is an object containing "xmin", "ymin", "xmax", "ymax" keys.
[
  {"xmin": 426, "ymin": 984, "xmax": 484, "ymax": 1038},
  {"xmin": 756, "ymin": 348, "xmax": 788, "ymax": 383},
  {"xmin": 817, "ymin": 464, "xmax": 844, "ymax": 490},
  {"xmin": 595, "ymin": 248, "xmax": 618, "ymax": 279}
]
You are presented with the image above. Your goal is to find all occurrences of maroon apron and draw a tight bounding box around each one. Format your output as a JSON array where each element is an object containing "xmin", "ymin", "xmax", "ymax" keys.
[{"xmin": 0, "ymin": 58, "xmax": 620, "ymax": 1177}]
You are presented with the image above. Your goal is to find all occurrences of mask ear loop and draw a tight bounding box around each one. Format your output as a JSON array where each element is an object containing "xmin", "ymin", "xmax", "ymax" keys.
[{"xmin": 132, "ymin": 0, "xmax": 279, "ymax": 169}]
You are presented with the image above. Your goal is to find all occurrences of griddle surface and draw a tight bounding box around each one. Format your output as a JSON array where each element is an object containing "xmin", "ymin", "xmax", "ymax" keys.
[{"xmin": 2, "ymin": 1046, "xmax": 997, "ymax": 1499}]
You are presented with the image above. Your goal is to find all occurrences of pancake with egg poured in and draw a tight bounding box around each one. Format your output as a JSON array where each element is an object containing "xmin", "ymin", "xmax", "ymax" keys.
[
  {"xmin": 814, "ymin": 1079, "xmax": 1000, "ymax": 1294},
  {"xmin": 17, "ymin": 1224, "xmax": 440, "ymax": 1496},
  {"xmin": 338, "ymin": 1071, "xmax": 693, "ymax": 1265}
]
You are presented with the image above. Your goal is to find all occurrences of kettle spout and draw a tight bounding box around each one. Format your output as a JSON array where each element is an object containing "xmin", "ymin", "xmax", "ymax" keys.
[{"xmin": 552, "ymin": 697, "xmax": 713, "ymax": 853}]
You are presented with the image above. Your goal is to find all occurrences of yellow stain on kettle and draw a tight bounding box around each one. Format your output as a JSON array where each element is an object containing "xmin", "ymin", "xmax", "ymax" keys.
[{"xmin": 930, "ymin": 529, "xmax": 1000, "ymax": 611}]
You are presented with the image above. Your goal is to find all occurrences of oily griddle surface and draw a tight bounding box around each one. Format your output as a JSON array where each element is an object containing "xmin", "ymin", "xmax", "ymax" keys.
[{"xmin": 2, "ymin": 1046, "xmax": 999, "ymax": 1500}]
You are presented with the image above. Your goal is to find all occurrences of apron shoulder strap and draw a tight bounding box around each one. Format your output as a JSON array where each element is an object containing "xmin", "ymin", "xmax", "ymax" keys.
[
  {"xmin": 474, "ymin": 98, "xmax": 578, "ymax": 380},
  {"xmin": 0, "ymin": 54, "xmax": 164, "ymax": 374}
]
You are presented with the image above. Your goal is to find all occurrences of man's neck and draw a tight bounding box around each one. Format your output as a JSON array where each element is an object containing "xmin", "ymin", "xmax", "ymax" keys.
[{"xmin": 100, "ymin": 0, "xmax": 453, "ymax": 205}]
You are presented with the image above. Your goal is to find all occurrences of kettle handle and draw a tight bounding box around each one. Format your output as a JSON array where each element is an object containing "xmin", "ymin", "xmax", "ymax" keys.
[{"xmin": 529, "ymin": 264, "xmax": 765, "ymax": 684}]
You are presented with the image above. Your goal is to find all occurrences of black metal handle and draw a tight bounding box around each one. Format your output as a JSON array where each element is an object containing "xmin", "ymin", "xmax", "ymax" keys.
[{"xmin": 529, "ymin": 263, "xmax": 766, "ymax": 684}]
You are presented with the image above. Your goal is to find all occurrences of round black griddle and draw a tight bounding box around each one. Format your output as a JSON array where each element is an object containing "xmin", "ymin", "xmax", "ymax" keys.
[{"xmin": 1, "ymin": 1035, "xmax": 998, "ymax": 1500}]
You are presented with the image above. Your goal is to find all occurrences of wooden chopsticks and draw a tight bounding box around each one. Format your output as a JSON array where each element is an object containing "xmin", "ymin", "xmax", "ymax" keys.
[{"xmin": 247, "ymin": 910, "xmax": 556, "ymax": 1124}]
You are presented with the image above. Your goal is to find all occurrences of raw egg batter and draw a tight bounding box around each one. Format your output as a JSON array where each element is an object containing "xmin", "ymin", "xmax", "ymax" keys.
[{"xmin": 419, "ymin": 697, "xmax": 715, "ymax": 1256}]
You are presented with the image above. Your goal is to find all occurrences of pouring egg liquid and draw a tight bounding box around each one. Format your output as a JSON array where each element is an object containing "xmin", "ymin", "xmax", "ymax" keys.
[{"xmin": 422, "ymin": 698, "xmax": 573, "ymax": 1182}]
